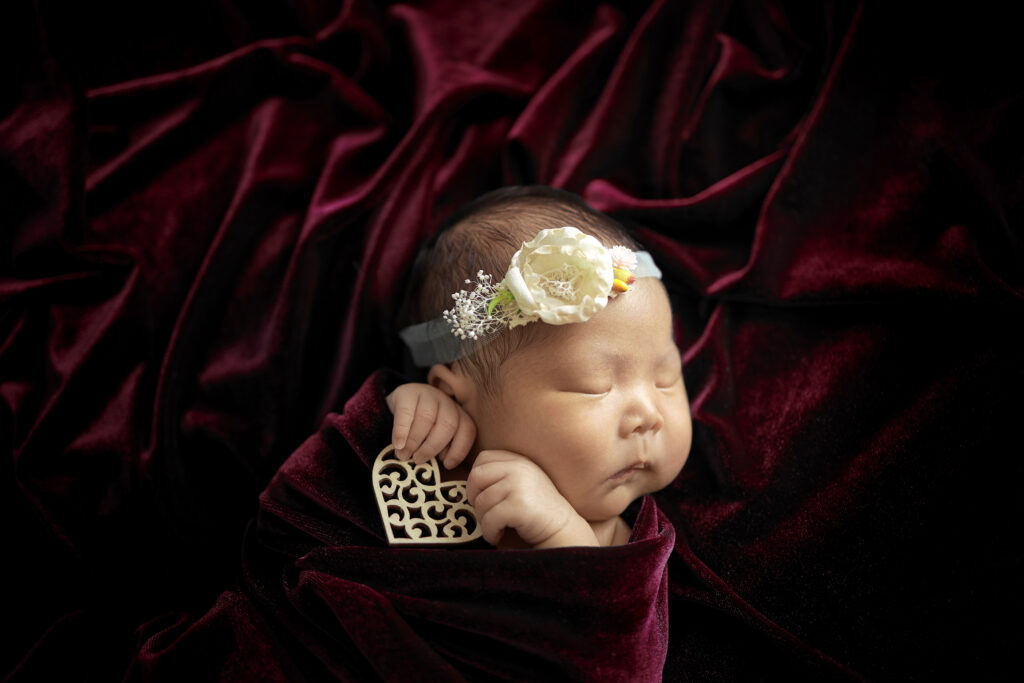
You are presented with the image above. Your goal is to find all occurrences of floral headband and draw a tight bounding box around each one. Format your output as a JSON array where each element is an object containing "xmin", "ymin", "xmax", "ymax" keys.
[{"xmin": 400, "ymin": 226, "xmax": 662, "ymax": 366}]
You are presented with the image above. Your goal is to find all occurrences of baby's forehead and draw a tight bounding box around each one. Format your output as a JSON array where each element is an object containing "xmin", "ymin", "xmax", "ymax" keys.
[{"xmin": 506, "ymin": 287, "xmax": 676, "ymax": 372}]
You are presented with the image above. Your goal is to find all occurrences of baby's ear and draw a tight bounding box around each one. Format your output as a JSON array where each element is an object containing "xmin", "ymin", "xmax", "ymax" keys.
[{"xmin": 427, "ymin": 364, "xmax": 474, "ymax": 405}]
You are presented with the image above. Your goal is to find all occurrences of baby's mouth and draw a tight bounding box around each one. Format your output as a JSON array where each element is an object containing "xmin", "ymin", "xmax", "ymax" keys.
[{"xmin": 608, "ymin": 461, "xmax": 649, "ymax": 482}]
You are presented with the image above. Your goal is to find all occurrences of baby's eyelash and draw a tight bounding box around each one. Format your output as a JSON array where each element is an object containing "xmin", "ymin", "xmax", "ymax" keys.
[{"xmin": 560, "ymin": 382, "xmax": 611, "ymax": 395}]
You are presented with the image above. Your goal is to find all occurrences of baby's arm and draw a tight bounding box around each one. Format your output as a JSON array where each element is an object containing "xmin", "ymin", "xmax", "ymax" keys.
[
  {"xmin": 466, "ymin": 450, "xmax": 599, "ymax": 548},
  {"xmin": 386, "ymin": 383, "xmax": 476, "ymax": 469}
]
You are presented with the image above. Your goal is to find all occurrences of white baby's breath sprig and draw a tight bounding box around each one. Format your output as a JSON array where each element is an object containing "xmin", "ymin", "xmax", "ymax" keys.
[{"xmin": 442, "ymin": 271, "xmax": 531, "ymax": 341}]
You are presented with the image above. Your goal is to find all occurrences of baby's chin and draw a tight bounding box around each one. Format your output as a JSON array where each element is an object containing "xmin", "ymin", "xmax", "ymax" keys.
[
  {"xmin": 582, "ymin": 469, "xmax": 679, "ymax": 521},
  {"xmin": 578, "ymin": 490, "xmax": 645, "ymax": 524}
]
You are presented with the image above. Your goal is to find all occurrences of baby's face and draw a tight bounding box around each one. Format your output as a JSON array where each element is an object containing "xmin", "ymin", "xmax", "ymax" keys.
[{"xmin": 466, "ymin": 279, "xmax": 692, "ymax": 523}]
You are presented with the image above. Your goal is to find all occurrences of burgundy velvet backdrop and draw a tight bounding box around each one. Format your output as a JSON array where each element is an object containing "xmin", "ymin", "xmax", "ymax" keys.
[{"xmin": 3, "ymin": 0, "xmax": 1022, "ymax": 680}]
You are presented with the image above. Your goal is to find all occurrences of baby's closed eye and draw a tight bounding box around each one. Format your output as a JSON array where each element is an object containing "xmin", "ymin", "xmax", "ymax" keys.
[
  {"xmin": 566, "ymin": 383, "xmax": 612, "ymax": 396},
  {"xmin": 655, "ymin": 371, "xmax": 683, "ymax": 389},
  {"xmin": 655, "ymin": 352, "xmax": 684, "ymax": 389},
  {"xmin": 551, "ymin": 368, "xmax": 612, "ymax": 396}
]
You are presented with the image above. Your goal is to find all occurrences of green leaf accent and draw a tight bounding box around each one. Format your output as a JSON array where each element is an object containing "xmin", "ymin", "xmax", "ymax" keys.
[{"xmin": 486, "ymin": 289, "xmax": 515, "ymax": 316}]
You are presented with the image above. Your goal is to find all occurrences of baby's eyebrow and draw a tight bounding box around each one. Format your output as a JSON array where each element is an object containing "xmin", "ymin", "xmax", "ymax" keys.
[{"xmin": 580, "ymin": 343, "xmax": 677, "ymax": 371}]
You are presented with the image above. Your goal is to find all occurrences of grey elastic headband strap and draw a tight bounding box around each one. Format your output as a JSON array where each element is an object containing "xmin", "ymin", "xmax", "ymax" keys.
[{"xmin": 399, "ymin": 251, "xmax": 662, "ymax": 367}]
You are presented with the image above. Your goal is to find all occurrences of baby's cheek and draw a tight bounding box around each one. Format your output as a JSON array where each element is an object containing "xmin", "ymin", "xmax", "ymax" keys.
[
  {"xmin": 667, "ymin": 426, "xmax": 692, "ymax": 477},
  {"xmin": 552, "ymin": 423, "xmax": 602, "ymax": 460}
]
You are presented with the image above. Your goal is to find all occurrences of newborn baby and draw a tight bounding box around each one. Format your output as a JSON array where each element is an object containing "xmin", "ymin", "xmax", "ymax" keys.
[{"xmin": 389, "ymin": 185, "xmax": 692, "ymax": 549}]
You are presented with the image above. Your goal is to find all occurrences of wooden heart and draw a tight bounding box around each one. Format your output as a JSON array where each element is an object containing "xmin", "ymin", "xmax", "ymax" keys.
[{"xmin": 371, "ymin": 445, "xmax": 483, "ymax": 545}]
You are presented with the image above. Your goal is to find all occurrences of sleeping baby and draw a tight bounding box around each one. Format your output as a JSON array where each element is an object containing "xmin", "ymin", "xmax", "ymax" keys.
[{"xmin": 388, "ymin": 185, "xmax": 692, "ymax": 549}]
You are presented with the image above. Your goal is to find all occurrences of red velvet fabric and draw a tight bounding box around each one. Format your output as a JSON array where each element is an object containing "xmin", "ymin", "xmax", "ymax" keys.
[
  {"xmin": 123, "ymin": 370, "xmax": 672, "ymax": 681},
  {"xmin": 3, "ymin": 1, "xmax": 1022, "ymax": 680}
]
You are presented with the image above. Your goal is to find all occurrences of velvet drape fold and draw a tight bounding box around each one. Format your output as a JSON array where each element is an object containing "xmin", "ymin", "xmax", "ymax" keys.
[{"xmin": 3, "ymin": 1, "xmax": 1021, "ymax": 680}]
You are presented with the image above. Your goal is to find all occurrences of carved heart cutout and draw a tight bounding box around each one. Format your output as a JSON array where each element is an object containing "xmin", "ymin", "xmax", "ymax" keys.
[{"xmin": 371, "ymin": 445, "xmax": 483, "ymax": 545}]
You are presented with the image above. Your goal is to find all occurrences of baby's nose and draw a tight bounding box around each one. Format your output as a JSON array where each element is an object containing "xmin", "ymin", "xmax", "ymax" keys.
[{"xmin": 622, "ymin": 392, "xmax": 663, "ymax": 436}]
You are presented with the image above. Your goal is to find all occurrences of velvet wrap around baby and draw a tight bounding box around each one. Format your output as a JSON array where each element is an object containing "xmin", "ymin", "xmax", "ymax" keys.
[{"xmin": 127, "ymin": 371, "xmax": 675, "ymax": 681}]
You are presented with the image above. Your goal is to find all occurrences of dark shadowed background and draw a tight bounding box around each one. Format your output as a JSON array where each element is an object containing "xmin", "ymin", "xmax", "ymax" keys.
[{"xmin": 3, "ymin": 1, "xmax": 1022, "ymax": 680}]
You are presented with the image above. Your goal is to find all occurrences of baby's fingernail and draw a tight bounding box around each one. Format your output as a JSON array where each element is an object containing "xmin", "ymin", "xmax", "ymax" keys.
[
  {"xmin": 395, "ymin": 448, "xmax": 408, "ymax": 460},
  {"xmin": 394, "ymin": 437, "xmax": 406, "ymax": 450}
]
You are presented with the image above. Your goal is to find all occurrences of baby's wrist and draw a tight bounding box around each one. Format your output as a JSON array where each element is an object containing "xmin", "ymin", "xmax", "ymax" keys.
[{"xmin": 533, "ymin": 513, "xmax": 599, "ymax": 549}]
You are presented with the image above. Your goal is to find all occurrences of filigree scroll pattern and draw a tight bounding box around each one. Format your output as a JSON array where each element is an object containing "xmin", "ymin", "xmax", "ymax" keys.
[{"xmin": 371, "ymin": 446, "xmax": 483, "ymax": 545}]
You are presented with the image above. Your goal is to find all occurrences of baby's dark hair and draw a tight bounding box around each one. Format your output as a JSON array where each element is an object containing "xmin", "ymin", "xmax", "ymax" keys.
[{"xmin": 403, "ymin": 185, "xmax": 640, "ymax": 392}]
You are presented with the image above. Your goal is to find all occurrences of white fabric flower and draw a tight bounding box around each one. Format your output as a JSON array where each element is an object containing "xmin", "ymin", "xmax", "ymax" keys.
[
  {"xmin": 501, "ymin": 226, "xmax": 614, "ymax": 326},
  {"xmin": 610, "ymin": 245, "xmax": 637, "ymax": 270}
]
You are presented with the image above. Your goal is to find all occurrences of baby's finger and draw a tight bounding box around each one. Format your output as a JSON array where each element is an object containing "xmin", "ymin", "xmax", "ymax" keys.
[
  {"xmin": 471, "ymin": 481, "xmax": 512, "ymax": 518},
  {"xmin": 400, "ymin": 397, "xmax": 438, "ymax": 460},
  {"xmin": 390, "ymin": 398, "xmax": 417, "ymax": 452},
  {"xmin": 466, "ymin": 455, "xmax": 510, "ymax": 503},
  {"xmin": 410, "ymin": 399, "xmax": 459, "ymax": 463},
  {"xmin": 476, "ymin": 501, "xmax": 513, "ymax": 546},
  {"xmin": 442, "ymin": 409, "xmax": 477, "ymax": 469}
]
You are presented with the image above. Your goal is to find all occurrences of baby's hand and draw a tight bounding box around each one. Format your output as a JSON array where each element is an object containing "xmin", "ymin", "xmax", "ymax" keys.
[
  {"xmin": 466, "ymin": 450, "xmax": 599, "ymax": 548},
  {"xmin": 385, "ymin": 383, "xmax": 476, "ymax": 469}
]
